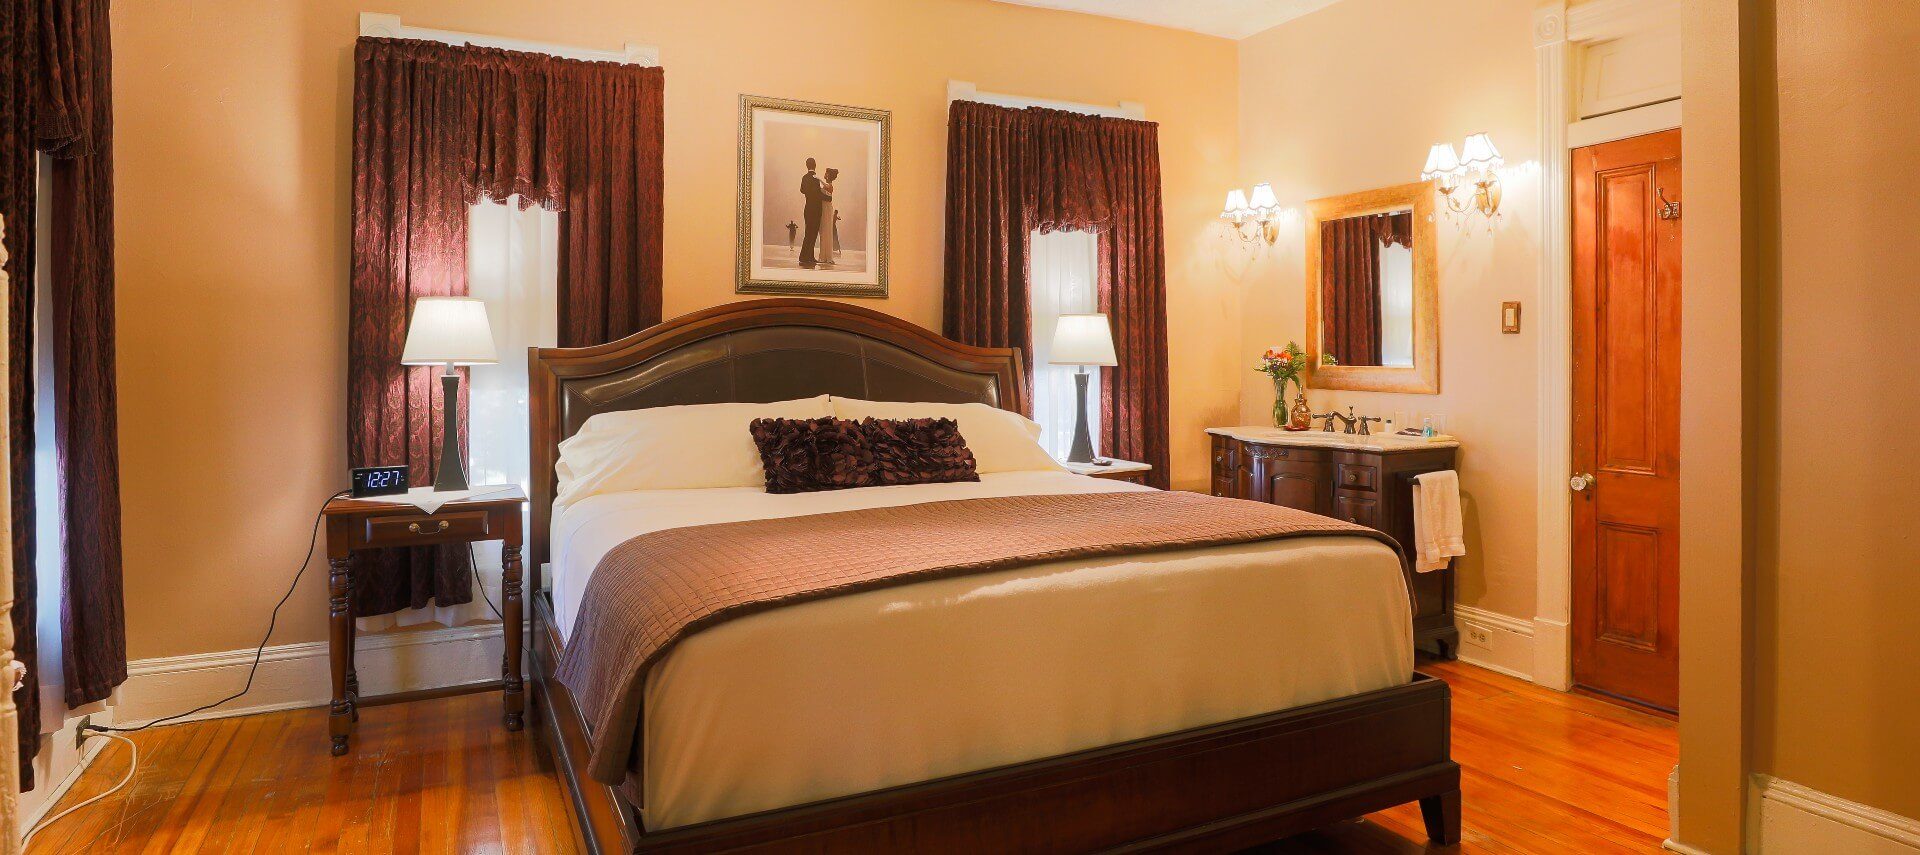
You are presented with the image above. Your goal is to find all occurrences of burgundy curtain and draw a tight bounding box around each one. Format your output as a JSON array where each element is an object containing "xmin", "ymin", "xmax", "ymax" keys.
[
  {"xmin": 350, "ymin": 41, "xmax": 475, "ymax": 615},
  {"xmin": 555, "ymin": 61, "xmax": 665, "ymax": 347},
  {"xmin": 1086, "ymin": 120, "xmax": 1169, "ymax": 490},
  {"xmin": 350, "ymin": 38, "xmax": 663, "ymax": 615},
  {"xmin": 942, "ymin": 100, "xmax": 1035, "ymax": 413},
  {"xmin": 0, "ymin": 0, "xmax": 124, "ymax": 788},
  {"xmin": 0, "ymin": 0, "xmax": 43, "ymax": 788},
  {"xmin": 1321, "ymin": 215, "xmax": 1383, "ymax": 366},
  {"xmin": 943, "ymin": 101, "xmax": 1170, "ymax": 488},
  {"xmin": 41, "ymin": 0, "xmax": 125, "ymax": 713},
  {"xmin": 1375, "ymin": 211, "xmax": 1413, "ymax": 250}
]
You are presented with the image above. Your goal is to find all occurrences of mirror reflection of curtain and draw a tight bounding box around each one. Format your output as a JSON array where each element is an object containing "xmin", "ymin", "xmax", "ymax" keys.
[
  {"xmin": 1320, "ymin": 215, "xmax": 1383, "ymax": 365},
  {"xmin": 1029, "ymin": 229, "xmax": 1100, "ymax": 460}
]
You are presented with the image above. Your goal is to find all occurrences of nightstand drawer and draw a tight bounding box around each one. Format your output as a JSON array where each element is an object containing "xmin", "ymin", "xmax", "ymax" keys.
[{"xmin": 361, "ymin": 510, "xmax": 492, "ymax": 547}]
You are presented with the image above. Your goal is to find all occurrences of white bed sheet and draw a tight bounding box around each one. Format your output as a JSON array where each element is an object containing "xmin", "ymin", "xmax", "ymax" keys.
[{"xmin": 550, "ymin": 471, "xmax": 1413, "ymax": 830}]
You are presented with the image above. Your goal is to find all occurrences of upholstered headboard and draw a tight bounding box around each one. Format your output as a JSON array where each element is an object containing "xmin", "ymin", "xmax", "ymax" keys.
[{"xmin": 527, "ymin": 298, "xmax": 1027, "ymax": 567}]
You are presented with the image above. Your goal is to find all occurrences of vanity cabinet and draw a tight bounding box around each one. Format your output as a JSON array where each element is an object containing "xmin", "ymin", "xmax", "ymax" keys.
[{"xmin": 1208, "ymin": 429, "xmax": 1460, "ymax": 659}]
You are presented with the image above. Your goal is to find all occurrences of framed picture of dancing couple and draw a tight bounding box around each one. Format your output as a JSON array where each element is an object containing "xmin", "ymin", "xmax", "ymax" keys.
[{"xmin": 737, "ymin": 95, "xmax": 892, "ymax": 298}]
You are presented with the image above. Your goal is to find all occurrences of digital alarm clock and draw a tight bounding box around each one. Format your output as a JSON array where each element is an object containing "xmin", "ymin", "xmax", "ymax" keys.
[{"xmin": 351, "ymin": 465, "xmax": 410, "ymax": 498}]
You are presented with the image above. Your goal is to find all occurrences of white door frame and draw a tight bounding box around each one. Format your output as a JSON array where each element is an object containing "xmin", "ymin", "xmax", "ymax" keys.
[{"xmin": 1531, "ymin": 0, "xmax": 1682, "ymax": 690}]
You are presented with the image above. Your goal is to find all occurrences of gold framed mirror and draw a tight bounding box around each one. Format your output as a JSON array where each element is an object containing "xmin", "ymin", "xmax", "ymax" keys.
[{"xmin": 1303, "ymin": 180, "xmax": 1439, "ymax": 394}]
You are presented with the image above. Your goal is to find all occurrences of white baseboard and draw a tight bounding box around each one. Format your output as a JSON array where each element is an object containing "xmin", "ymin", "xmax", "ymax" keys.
[
  {"xmin": 1453, "ymin": 605, "xmax": 1535, "ymax": 681},
  {"xmin": 1757, "ymin": 775, "xmax": 1920, "ymax": 853},
  {"xmin": 118, "ymin": 622, "xmax": 509, "ymax": 727},
  {"xmin": 1530, "ymin": 616, "xmax": 1571, "ymax": 690}
]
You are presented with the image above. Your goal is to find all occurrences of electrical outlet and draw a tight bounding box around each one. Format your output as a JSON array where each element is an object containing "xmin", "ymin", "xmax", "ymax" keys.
[
  {"xmin": 75, "ymin": 715, "xmax": 92, "ymax": 749},
  {"xmin": 1464, "ymin": 625, "xmax": 1492, "ymax": 647}
]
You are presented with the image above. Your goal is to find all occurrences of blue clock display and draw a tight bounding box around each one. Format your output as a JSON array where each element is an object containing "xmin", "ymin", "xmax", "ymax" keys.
[{"xmin": 351, "ymin": 465, "xmax": 410, "ymax": 498}]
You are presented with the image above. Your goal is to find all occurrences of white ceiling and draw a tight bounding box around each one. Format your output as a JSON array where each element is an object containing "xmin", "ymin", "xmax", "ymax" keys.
[{"xmin": 988, "ymin": 0, "xmax": 1349, "ymax": 40}]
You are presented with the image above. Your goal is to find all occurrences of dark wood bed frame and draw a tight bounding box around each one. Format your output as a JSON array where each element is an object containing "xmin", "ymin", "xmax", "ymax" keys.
[{"xmin": 526, "ymin": 298, "xmax": 1460, "ymax": 853}]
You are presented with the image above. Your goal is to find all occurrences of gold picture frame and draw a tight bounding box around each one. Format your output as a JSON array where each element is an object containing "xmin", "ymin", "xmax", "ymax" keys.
[
  {"xmin": 736, "ymin": 95, "xmax": 891, "ymax": 298},
  {"xmin": 1303, "ymin": 180, "xmax": 1440, "ymax": 394}
]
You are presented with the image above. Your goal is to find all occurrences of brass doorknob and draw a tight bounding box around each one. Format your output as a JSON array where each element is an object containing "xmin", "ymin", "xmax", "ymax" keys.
[{"xmin": 1569, "ymin": 473, "xmax": 1595, "ymax": 492}]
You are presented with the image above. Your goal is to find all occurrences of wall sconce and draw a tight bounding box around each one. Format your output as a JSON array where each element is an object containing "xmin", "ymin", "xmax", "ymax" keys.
[
  {"xmin": 1220, "ymin": 182, "xmax": 1282, "ymax": 244},
  {"xmin": 1422, "ymin": 132, "xmax": 1503, "ymax": 221}
]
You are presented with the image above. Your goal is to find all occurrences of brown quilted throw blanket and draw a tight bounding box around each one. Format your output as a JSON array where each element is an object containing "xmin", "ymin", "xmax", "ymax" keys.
[{"xmin": 555, "ymin": 490, "xmax": 1402, "ymax": 793}]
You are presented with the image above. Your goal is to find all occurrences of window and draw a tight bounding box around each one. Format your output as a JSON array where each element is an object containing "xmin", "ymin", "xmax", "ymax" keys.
[
  {"xmin": 1378, "ymin": 240, "xmax": 1414, "ymax": 368},
  {"xmin": 357, "ymin": 197, "xmax": 558, "ymax": 631},
  {"xmin": 1028, "ymin": 229, "xmax": 1100, "ymax": 460}
]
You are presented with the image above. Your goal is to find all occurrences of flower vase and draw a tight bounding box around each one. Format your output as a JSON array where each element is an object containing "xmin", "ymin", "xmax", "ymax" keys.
[{"xmin": 1271, "ymin": 388, "xmax": 1288, "ymax": 428}]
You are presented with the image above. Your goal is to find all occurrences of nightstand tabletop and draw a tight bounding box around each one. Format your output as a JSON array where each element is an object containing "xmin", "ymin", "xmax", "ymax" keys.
[
  {"xmin": 1060, "ymin": 459, "xmax": 1152, "ymax": 478},
  {"xmin": 323, "ymin": 485, "xmax": 527, "ymax": 516}
]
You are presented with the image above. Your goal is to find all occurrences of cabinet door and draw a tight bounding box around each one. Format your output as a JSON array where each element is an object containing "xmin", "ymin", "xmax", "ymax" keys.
[
  {"xmin": 1211, "ymin": 437, "xmax": 1240, "ymax": 498},
  {"xmin": 1334, "ymin": 492, "xmax": 1379, "ymax": 528},
  {"xmin": 1267, "ymin": 467, "xmax": 1327, "ymax": 514}
]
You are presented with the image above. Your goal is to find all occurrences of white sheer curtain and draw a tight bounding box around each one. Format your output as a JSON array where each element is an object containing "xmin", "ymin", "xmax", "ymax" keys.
[
  {"xmin": 1028, "ymin": 229, "xmax": 1100, "ymax": 460},
  {"xmin": 359, "ymin": 198, "xmax": 558, "ymax": 631},
  {"xmin": 1378, "ymin": 242, "xmax": 1415, "ymax": 367}
]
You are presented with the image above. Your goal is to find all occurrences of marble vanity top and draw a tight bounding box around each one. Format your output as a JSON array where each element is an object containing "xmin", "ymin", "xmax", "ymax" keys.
[{"xmin": 1205, "ymin": 425, "xmax": 1460, "ymax": 453}]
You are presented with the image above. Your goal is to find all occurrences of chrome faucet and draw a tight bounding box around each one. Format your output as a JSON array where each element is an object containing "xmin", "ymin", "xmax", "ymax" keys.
[{"xmin": 1313, "ymin": 406, "xmax": 1382, "ymax": 435}]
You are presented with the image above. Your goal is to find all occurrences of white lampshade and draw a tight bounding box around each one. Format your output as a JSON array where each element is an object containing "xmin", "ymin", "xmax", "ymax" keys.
[
  {"xmin": 1247, "ymin": 182, "xmax": 1279, "ymax": 212},
  {"xmin": 1049, "ymin": 313, "xmax": 1118, "ymax": 367},
  {"xmin": 1421, "ymin": 142, "xmax": 1462, "ymax": 180},
  {"xmin": 1458, "ymin": 132, "xmax": 1503, "ymax": 172},
  {"xmin": 401, "ymin": 296, "xmax": 498, "ymax": 366},
  {"xmin": 1220, "ymin": 188, "xmax": 1251, "ymax": 221}
]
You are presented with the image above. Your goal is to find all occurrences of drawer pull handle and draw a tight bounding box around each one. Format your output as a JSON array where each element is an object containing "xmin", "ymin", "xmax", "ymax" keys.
[{"xmin": 408, "ymin": 520, "xmax": 450, "ymax": 534}]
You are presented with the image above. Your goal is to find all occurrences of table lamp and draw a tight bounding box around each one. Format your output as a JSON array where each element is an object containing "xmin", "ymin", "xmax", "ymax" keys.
[
  {"xmin": 400, "ymin": 296, "xmax": 498, "ymax": 492},
  {"xmin": 1048, "ymin": 313, "xmax": 1118, "ymax": 464}
]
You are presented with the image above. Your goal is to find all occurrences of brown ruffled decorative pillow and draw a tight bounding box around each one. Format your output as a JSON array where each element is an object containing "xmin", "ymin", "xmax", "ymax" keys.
[
  {"xmin": 749, "ymin": 417, "xmax": 877, "ymax": 494},
  {"xmin": 859, "ymin": 417, "xmax": 980, "ymax": 487}
]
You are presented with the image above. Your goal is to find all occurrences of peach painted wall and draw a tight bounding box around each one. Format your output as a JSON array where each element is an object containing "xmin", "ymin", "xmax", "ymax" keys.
[
  {"xmin": 1235, "ymin": 0, "xmax": 1543, "ymax": 620},
  {"xmin": 1751, "ymin": 0, "xmax": 1920, "ymax": 820},
  {"xmin": 110, "ymin": 0, "xmax": 1242, "ymax": 657}
]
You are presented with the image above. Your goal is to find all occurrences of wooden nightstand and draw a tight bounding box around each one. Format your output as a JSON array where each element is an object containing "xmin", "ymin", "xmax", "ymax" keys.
[
  {"xmin": 321, "ymin": 487, "xmax": 528, "ymax": 756},
  {"xmin": 1060, "ymin": 459, "xmax": 1153, "ymax": 484}
]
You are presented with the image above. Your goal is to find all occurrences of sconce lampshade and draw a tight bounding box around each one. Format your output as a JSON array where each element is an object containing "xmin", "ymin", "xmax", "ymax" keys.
[
  {"xmin": 1421, "ymin": 143, "xmax": 1463, "ymax": 180},
  {"xmin": 1049, "ymin": 313, "xmax": 1118, "ymax": 367},
  {"xmin": 1220, "ymin": 188, "xmax": 1251, "ymax": 221},
  {"xmin": 1458, "ymin": 133, "xmax": 1504, "ymax": 173},
  {"xmin": 401, "ymin": 297, "xmax": 499, "ymax": 366},
  {"xmin": 1247, "ymin": 182, "xmax": 1279, "ymax": 213}
]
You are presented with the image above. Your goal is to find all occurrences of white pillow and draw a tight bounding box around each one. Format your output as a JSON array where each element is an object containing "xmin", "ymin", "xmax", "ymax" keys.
[
  {"xmin": 554, "ymin": 395, "xmax": 832, "ymax": 507},
  {"xmin": 829, "ymin": 397, "xmax": 1065, "ymax": 475}
]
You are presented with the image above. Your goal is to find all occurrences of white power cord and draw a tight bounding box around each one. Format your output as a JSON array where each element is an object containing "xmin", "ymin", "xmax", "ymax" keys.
[{"xmin": 22, "ymin": 732, "xmax": 138, "ymax": 849}]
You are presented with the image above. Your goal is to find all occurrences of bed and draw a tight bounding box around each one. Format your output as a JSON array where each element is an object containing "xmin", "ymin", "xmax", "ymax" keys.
[{"xmin": 527, "ymin": 298, "xmax": 1459, "ymax": 853}]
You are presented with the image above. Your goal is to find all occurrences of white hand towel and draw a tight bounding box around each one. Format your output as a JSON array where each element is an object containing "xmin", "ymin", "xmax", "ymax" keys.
[{"xmin": 1411, "ymin": 470, "xmax": 1466, "ymax": 572}]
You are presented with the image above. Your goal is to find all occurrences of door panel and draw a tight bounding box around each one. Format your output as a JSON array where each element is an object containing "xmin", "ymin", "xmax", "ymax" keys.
[{"xmin": 1571, "ymin": 129, "xmax": 1681, "ymax": 712}]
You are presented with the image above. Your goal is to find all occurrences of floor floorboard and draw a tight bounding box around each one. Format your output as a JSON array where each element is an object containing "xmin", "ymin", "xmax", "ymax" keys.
[{"xmin": 26, "ymin": 659, "xmax": 1674, "ymax": 853}]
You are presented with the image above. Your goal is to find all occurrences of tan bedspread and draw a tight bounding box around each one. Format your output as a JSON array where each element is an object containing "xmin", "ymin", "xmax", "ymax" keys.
[{"xmin": 556, "ymin": 490, "xmax": 1402, "ymax": 795}]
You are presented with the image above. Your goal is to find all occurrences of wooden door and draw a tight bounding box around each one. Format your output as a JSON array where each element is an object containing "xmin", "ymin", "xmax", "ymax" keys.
[{"xmin": 1571, "ymin": 130, "xmax": 1681, "ymax": 712}]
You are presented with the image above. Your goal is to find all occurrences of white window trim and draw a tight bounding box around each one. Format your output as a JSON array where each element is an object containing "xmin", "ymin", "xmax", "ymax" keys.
[
  {"xmin": 358, "ymin": 12, "xmax": 660, "ymax": 67},
  {"xmin": 946, "ymin": 80, "xmax": 1144, "ymax": 120}
]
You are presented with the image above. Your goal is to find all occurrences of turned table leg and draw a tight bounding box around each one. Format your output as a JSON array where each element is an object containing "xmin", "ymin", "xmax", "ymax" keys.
[
  {"xmin": 328, "ymin": 556, "xmax": 354, "ymax": 756},
  {"xmin": 501, "ymin": 544, "xmax": 525, "ymax": 731}
]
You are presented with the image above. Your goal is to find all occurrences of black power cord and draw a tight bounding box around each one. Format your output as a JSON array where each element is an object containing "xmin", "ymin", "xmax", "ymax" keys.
[
  {"xmin": 87, "ymin": 489, "xmax": 350, "ymax": 735},
  {"xmin": 467, "ymin": 543, "xmax": 503, "ymax": 620}
]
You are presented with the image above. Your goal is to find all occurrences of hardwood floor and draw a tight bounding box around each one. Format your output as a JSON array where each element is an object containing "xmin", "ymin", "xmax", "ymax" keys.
[{"xmin": 26, "ymin": 659, "xmax": 1674, "ymax": 853}]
